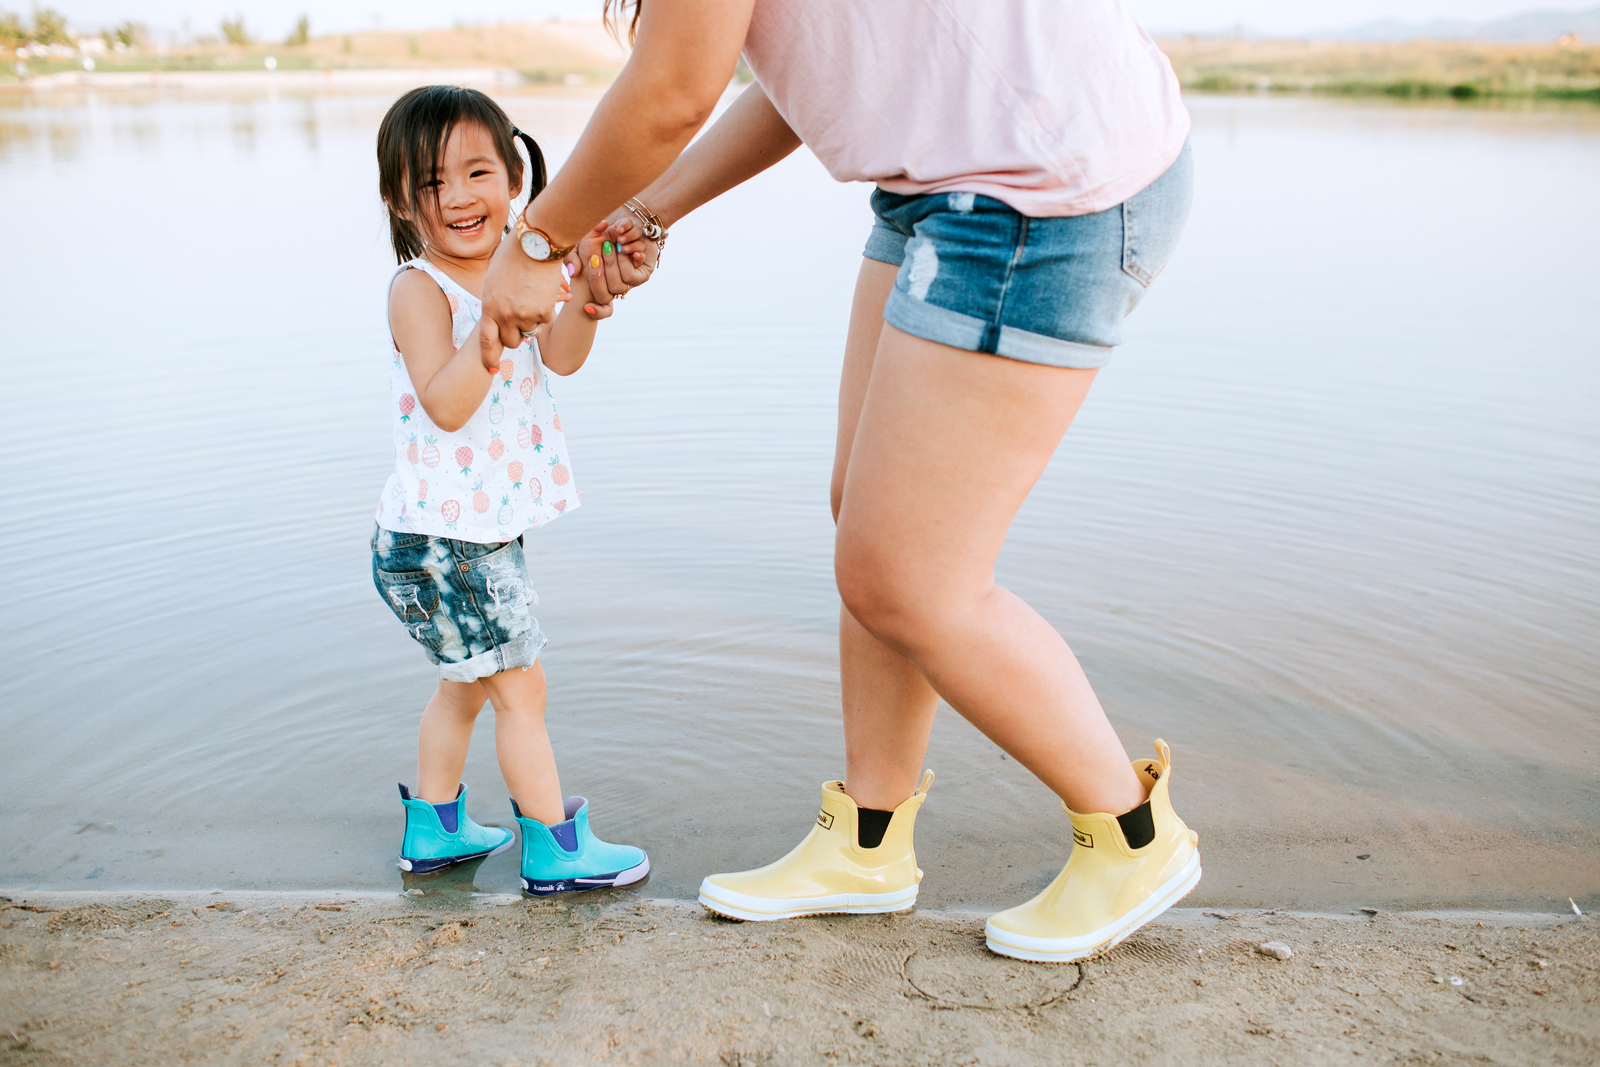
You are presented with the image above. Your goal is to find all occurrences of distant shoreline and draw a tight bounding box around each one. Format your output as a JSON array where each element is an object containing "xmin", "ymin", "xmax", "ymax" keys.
[
  {"xmin": 6, "ymin": 66, "xmax": 539, "ymax": 92},
  {"xmin": 1160, "ymin": 35, "xmax": 1600, "ymax": 101},
  {"xmin": 5, "ymin": 28, "xmax": 1597, "ymax": 103}
]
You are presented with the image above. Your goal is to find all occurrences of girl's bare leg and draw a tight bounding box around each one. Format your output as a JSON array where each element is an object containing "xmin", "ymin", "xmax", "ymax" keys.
[
  {"xmin": 479, "ymin": 662, "xmax": 565, "ymax": 825},
  {"xmin": 833, "ymin": 261, "xmax": 1145, "ymax": 817},
  {"xmin": 416, "ymin": 679, "xmax": 488, "ymax": 803}
]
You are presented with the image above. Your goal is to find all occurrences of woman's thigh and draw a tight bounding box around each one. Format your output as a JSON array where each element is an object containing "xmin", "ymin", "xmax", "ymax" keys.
[
  {"xmin": 835, "ymin": 324, "xmax": 1096, "ymax": 627},
  {"xmin": 830, "ymin": 259, "xmax": 899, "ymax": 522}
]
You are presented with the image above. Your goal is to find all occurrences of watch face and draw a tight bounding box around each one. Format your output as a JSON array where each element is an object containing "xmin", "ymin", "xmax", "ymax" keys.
[{"xmin": 520, "ymin": 229, "xmax": 551, "ymax": 261}]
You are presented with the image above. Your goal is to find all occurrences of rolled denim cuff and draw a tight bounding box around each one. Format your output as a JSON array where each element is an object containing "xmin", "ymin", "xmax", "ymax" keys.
[{"xmin": 437, "ymin": 628, "xmax": 547, "ymax": 683}]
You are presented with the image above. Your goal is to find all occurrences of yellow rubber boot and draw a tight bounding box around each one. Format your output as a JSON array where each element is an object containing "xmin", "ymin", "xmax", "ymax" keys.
[
  {"xmin": 699, "ymin": 771, "xmax": 934, "ymax": 921},
  {"xmin": 985, "ymin": 740, "xmax": 1201, "ymax": 962}
]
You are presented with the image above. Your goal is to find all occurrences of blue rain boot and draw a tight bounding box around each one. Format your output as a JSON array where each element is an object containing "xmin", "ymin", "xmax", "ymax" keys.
[
  {"xmin": 512, "ymin": 796, "xmax": 650, "ymax": 895},
  {"xmin": 397, "ymin": 783, "xmax": 514, "ymax": 874}
]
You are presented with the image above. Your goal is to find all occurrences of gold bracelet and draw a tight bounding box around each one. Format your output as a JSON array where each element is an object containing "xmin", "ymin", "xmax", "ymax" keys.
[{"xmin": 624, "ymin": 197, "xmax": 668, "ymax": 253}]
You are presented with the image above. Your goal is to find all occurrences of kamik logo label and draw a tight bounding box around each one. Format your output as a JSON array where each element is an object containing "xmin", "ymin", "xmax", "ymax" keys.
[
  {"xmin": 816, "ymin": 810, "xmax": 835, "ymax": 830},
  {"xmin": 1073, "ymin": 828, "xmax": 1094, "ymax": 848}
]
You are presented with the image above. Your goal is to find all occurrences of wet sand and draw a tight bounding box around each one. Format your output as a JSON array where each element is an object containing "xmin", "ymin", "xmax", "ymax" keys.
[{"xmin": 3, "ymin": 891, "xmax": 1593, "ymax": 1065}]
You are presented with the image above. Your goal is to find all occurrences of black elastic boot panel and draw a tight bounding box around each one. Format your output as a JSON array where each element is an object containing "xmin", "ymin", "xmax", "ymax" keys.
[
  {"xmin": 1116, "ymin": 801, "xmax": 1156, "ymax": 849},
  {"xmin": 856, "ymin": 807, "xmax": 895, "ymax": 849}
]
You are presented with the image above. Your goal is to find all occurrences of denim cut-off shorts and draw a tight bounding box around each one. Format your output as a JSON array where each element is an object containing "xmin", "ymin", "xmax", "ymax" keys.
[
  {"xmin": 864, "ymin": 141, "xmax": 1193, "ymax": 368},
  {"xmin": 372, "ymin": 526, "xmax": 547, "ymax": 683}
]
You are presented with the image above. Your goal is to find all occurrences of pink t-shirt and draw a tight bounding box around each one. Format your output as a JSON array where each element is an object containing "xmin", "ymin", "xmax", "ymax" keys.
[{"xmin": 743, "ymin": 0, "xmax": 1189, "ymax": 218}]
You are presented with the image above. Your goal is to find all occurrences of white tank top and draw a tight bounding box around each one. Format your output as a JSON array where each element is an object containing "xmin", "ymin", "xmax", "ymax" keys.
[{"xmin": 374, "ymin": 258, "xmax": 578, "ymax": 543}]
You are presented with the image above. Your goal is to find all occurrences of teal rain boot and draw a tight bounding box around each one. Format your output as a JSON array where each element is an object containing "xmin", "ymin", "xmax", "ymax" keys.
[
  {"xmin": 512, "ymin": 796, "xmax": 650, "ymax": 895},
  {"xmin": 397, "ymin": 783, "xmax": 514, "ymax": 874}
]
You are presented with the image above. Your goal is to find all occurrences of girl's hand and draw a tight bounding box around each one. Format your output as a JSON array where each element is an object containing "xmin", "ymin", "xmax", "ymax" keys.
[
  {"xmin": 478, "ymin": 315, "xmax": 507, "ymax": 371},
  {"xmin": 583, "ymin": 214, "xmax": 660, "ymax": 305},
  {"xmin": 576, "ymin": 222, "xmax": 621, "ymax": 314},
  {"xmin": 570, "ymin": 228, "xmax": 616, "ymax": 320}
]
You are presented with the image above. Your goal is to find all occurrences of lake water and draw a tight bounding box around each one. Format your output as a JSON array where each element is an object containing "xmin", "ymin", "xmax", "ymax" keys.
[{"xmin": 1, "ymin": 88, "xmax": 1596, "ymax": 912}]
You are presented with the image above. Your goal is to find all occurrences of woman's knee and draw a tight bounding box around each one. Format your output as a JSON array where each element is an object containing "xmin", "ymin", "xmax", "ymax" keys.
[{"xmin": 836, "ymin": 545, "xmax": 942, "ymax": 652}]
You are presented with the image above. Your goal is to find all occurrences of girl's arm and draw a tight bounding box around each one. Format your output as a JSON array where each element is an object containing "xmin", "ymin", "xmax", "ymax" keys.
[
  {"xmin": 538, "ymin": 259, "xmax": 607, "ymax": 377},
  {"xmin": 390, "ymin": 269, "xmax": 502, "ymax": 433},
  {"xmin": 480, "ymin": 0, "xmax": 756, "ymax": 347}
]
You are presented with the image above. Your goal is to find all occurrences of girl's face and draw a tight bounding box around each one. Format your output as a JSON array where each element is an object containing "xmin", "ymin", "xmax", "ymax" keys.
[{"xmin": 415, "ymin": 121, "xmax": 515, "ymax": 261}]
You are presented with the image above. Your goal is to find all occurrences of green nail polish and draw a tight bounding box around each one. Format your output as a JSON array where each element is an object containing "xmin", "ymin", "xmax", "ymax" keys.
[{"xmin": 602, "ymin": 241, "xmax": 614, "ymax": 255}]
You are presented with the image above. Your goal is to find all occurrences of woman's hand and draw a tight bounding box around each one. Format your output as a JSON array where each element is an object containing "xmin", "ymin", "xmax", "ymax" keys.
[
  {"xmin": 582, "ymin": 213, "xmax": 661, "ymax": 303},
  {"xmin": 479, "ymin": 232, "xmax": 571, "ymax": 349}
]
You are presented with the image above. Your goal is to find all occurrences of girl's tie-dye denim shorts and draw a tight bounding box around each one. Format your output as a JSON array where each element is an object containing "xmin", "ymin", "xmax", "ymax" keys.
[
  {"xmin": 371, "ymin": 525, "xmax": 546, "ymax": 683},
  {"xmin": 863, "ymin": 140, "xmax": 1193, "ymax": 369}
]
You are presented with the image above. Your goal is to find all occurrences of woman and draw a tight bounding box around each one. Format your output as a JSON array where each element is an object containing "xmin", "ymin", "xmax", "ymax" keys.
[{"xmin": 480, "ymin": 0, "xmax": 1199, "ymax": 963}]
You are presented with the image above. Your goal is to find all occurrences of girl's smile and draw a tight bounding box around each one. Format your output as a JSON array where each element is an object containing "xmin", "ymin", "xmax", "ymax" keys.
[{"xmin": 446, "ymin": 215, "xmax": 488, "ymax": 238}]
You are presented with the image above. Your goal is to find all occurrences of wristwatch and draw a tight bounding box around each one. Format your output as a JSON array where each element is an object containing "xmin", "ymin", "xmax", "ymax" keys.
[{"xmin": 513, "ymin": 211, "xmax": 575, "ymax": 262}]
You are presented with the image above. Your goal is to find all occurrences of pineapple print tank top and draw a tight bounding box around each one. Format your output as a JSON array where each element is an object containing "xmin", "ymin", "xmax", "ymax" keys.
[{"xmin": 375, "ymin": 257, "xmax": 579, "ymax": 543}]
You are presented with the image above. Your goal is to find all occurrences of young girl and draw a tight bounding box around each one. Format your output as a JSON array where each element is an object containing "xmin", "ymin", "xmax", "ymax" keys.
[{"xmin": 371, "ymin": 85, "xmax": 647, "ymax": 895}]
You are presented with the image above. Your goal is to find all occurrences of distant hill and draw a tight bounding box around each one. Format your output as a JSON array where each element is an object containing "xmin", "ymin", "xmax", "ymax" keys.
[{"xmin": 1319, "ymin": 4, "xmax": 1600, "ymax": 42}]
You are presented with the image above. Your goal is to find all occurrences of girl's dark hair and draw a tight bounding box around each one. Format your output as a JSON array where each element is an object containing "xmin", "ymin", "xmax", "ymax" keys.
[
  {"xmin": 603, "ymin": 0, "xmax": 641, "ymax": 44},
  {"xmin": 376, "ymin": 85, "xmax": 547, "ymax": 263}
]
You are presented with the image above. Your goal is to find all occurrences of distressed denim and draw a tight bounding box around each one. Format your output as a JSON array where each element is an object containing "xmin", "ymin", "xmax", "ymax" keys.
[
  {"xmin": 863, "ymin": 141, "xmax": 1193, "ymax": 368},
  {"xmin": 371, "ymin": 525, "xmax": 546, "ymax": 682}
]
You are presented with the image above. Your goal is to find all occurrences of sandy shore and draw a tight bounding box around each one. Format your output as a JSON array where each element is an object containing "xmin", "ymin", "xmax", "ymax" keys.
[{"xmin": 2, "ymin": 891, "xmax": 1594, "ymax": 1065}]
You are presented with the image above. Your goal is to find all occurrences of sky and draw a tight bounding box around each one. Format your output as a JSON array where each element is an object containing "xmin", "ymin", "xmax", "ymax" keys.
[{"xmin": 43, "ymin": 0, "xmax": 1600, "ymax": 44}]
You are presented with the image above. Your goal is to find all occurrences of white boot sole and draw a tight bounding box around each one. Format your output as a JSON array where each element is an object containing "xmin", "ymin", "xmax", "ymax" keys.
[
  {"xmin": 698, "ymin": 878, "xmax": 918, "ymax": 921},
  {"xmin": 520, "ymin": 855, "xmax": 651, "ymax": 895},
  {"xmin": 984, "ymin": 850, "xmax": 1202, "ymax": 963}
]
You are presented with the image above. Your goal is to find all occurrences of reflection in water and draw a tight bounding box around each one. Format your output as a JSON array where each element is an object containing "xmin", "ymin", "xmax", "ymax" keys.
[{"xmin": 0, "ymin": 89, "xmax": 1596, "ymax": 913}]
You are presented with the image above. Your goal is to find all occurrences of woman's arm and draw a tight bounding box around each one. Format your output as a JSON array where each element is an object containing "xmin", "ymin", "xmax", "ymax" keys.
[
  {"xmin": 628, "ymin": 81, "xmax": 800, "ymax": 232},
  {"xmin": 389, "ymin": 269, "xmax": 501, "ymax": 434},
  {"xmin": 587, "ymin": 82, "xmax": 801, "ymax": 300},
  {"xmin": 480, "ymin": 0, "xmax": 755, "ymax": 348}
]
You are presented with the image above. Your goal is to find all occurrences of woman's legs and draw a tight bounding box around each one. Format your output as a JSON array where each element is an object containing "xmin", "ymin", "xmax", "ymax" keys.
[
  {"xmin": 832, "ymin": 261, "xmax": 1144, "ymax": 817},
  {"xmin": 832, "ymin": 262, "xmax": 944, "ymax": 811}
]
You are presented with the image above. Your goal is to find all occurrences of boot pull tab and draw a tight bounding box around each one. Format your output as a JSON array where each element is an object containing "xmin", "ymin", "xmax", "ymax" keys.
[
  {"xmin": 918, "ymin": 769, "xmax": 935, "ymax": 796},
  {"xmin": 1153, "ymin": 739, "xmax": 1172, "ymax": 776}
]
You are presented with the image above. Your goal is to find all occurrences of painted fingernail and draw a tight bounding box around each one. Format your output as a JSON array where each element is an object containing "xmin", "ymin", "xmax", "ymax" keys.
[
  {"xmin": 590, "ymin": 254, "xmax": 601, "ymax": 269},
  {"xmin": 602, "ymin": 241, "xmax": 614, "ymax": 255}
]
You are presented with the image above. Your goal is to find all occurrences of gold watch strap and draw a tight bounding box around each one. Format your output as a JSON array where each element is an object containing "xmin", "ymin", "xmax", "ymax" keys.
[{"xmin": 514, "ymin": 212, "xmax": 575, "ymax": 258}]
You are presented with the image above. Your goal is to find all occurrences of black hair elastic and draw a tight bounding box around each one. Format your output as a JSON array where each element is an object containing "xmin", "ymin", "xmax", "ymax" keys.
[{"xmin": 510, "ymin": 127, "xmax": 548, "ymax": 202}]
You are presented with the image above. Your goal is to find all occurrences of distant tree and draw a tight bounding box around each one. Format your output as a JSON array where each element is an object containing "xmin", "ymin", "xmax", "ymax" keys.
[
  {"xmin": 30, "ymin": 5, "xmax": 70, "ymax": 45},
  {"xmin": 285, "ymin": 14, "xmax": 308, "ymax": 46},
  {"xmin": 106, "ymin": 20, "xmax": 145, "ymax": 48},
  {"xmin": 0, "ymin": 10, "xmax": 29, "ymax": 47},
  {"xmin": 220, "ymin": 14, "xmax": 251, "ymax": 46}
]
